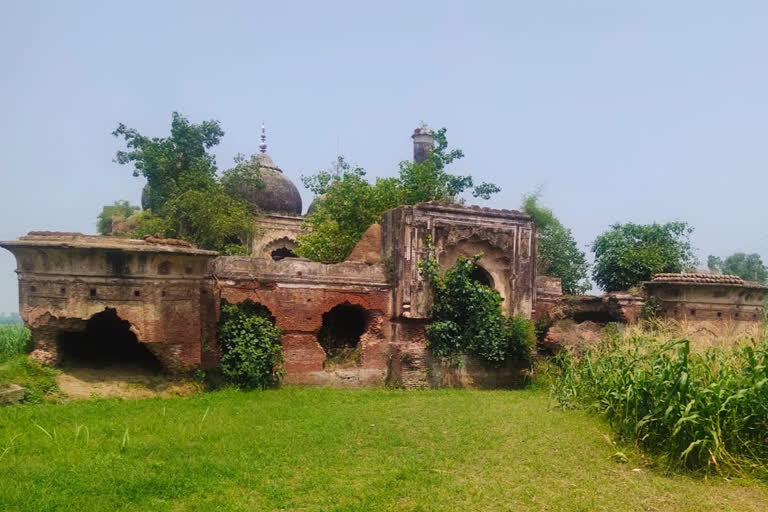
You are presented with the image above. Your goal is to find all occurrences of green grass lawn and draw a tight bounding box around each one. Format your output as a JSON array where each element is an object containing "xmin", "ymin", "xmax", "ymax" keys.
[{"xmin": 1, "ymin": 388, "xmax": 766, "ymax": 511}]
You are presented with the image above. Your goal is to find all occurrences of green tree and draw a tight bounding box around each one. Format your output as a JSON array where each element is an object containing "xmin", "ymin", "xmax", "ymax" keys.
[
  {"xmin": 397, "ymin": 127, "xmax": 499, "ymax": 203},
  {"xmin": 592, "ymin": 222, "xmax": 697, "ymax": 292},
  {"xmin": 112, "ymin": 112, "xmax": 224, "ymax": 213},
  {"xmin": 522, "ymin": 193, "xmax": 590, "ymax": 294},
  {"xmin": 162, "ymin": 185, "xmax": 255, "ymax": 253},
  {"xmin": 297, "ymin": 127, "xmax": 500, "ymax": 263},
  {"xmin": 296, "ymin": 157, "xmax": 402, "ymax": 262},
  {"xmin": 96, "ymin": 200, "xmax": 140, "ymax": 235},
  {"xmin": 708, "ymin": 253, "xmax": 768, "ymax": 283},
  {"xmin": 107, "ymin": 114, "xmax": 258, "ymax": 253}
]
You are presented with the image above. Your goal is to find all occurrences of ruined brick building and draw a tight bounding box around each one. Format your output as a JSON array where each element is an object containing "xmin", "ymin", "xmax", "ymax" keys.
[
  {"xmin": 3, "ymin": 126, "xmax": 765, "ymax": 387},
  {"xmin": 1, "ymin": 127, "xmax": 536, "ymax": 387}
]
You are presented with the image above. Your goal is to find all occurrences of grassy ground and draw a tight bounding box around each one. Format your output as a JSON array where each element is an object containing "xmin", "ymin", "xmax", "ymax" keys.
[{"xmin": 1, "ymin": 387, "xmax": 767, "ymax": 511}]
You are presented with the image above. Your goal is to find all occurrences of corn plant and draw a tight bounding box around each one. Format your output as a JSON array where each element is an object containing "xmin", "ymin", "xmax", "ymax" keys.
[
  {"xmin": 550, "ymin": 333, "xmax": 768, "ymax": 476},
  {"xmin": 0, "ymin": 325, "xmax": 31, "ymax": 362}
]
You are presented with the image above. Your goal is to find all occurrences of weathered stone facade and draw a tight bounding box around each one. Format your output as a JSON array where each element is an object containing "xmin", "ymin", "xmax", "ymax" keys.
[
  {"xmin": 251, "ymin": 214, "xmax": 303, "ymax": 259},
  {"xmin": 1, "ymin": 197, "xmax": 537, "ymax": 387},
  {"xmin": 214, "ymin": 256, "xmax": 391, "ymax": 386},
  {"xmin": 6, "ymin": 124, "xmax": 766, "ymax": 388},
  {"xmin": 382, "ymin": 202, "xmax": 536, "ymax": 319},
  {"xmin": 0, "ymin": 233, "xmax": 218, "ymax": 371},
  {"xmin": 0, "ymin": 126, "xmax": 558, "ymax": 388},
  {"xmin": 644, "ymin": 273, "xmax": 768, "ymax": 326}
]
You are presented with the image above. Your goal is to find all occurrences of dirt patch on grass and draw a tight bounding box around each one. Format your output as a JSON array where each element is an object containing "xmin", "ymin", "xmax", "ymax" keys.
[{"xmin": 56, "ymin": 363, "xmax": 198, "ymax": 400}]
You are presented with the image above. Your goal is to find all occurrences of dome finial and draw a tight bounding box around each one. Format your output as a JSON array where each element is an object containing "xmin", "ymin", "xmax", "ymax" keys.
[{"xmin": 259, "ymin": 122, "xmax": 267, "ymax": 153}]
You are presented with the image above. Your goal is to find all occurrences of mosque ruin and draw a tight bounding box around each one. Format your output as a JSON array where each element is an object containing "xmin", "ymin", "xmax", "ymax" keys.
[{"xmin": 2, "ymin": 127, "xmax": 766, "ymax": 387}]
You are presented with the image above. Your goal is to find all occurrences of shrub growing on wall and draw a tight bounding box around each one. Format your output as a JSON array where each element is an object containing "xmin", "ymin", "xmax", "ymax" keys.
[
  {"xmin": 217, "ymin": 301, "xmax": 284, "ymax": 389},
  {"xmin": 419, "ymin": 251, "xmax": 536, "ymax": 366}
]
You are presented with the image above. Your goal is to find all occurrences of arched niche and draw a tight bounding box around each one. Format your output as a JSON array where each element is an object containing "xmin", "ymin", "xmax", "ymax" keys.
[
  {"xmin": 263, "ymin": 237, "xmax": 298, "ymax": 261},
  {"xmin": 437, "ymin": 238, "xmax": 512, "ymax": 312},
  {"xmin": 316, "ymin": 302, "xmax": 369, "ymax": 368}
]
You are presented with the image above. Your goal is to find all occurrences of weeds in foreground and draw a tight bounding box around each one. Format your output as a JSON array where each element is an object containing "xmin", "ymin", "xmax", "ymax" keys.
[{"xmin": 549, "ymin": 329, "xmax": 768, "ymax": 478}]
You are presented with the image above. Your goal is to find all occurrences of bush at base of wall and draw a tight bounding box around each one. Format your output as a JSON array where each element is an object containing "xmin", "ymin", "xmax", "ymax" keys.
[
  {"xmin": 218, "ymin": 302, "xmax": 285, "ymax": 389},
  {"xmin": 420, "ymin": 252, "xmax": 536, "ymax": 367}
]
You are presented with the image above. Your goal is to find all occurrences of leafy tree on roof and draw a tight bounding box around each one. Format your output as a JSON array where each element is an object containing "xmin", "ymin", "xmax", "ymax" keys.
[{"xmin": 112, "ymin": 112, "xmax": 224, "ymax": 214}]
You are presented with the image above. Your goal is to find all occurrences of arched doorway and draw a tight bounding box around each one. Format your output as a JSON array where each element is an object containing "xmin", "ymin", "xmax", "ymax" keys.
[
  {"xmin": 317, "ymin": 303, "xmax": 368, "ymax": 367},
  {"xmin": 57, "ymin": 309, "xmax": 162, "ymax": 373}
]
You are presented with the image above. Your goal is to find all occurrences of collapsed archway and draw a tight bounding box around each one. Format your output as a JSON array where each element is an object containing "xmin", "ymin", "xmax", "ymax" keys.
[
  {"xmin": 57, "ymin": 309, "xmax": 162, "ymax": 373},
  {"xmin": 317, "ymin": 302, "xmax": 368, "ymax": 367}
]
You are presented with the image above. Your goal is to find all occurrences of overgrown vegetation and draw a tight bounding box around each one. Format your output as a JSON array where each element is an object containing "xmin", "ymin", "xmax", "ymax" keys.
[
  {"xmin": 101, "ymin": 112, "xmax": 260, "ymax": 252},
  {"xmin": 549, "ymin": 327, "xmax": 768, "ymax": 477},
  {"xmin": 419, "ymin": 250, "xmax": 535, "ymax": 366},
  {"xmin": 708, "ymin": 252, "xmax": 768, "ymax": 283},
  {"xmin": 96, "ymin": 200, "xmax": 141, "ymax": 235},
  {"xmin": 592, "ymin": 222, "xmax": 697, "ymax": 292},
  {"xmin": 0, "ymin": 324, "xmax": 30, "ymax": 362},
  {"xmin": 297, "ymin": 127, "xmax": 499, "ymax": 262},
  {"xmin": 296, "ymin": 157, "xmax": 402, "ymax": 262},
  {"xmin": 522, "ymin": 192, "xmax": 590, "ymax": 294},
  {"xmin": 639, "ymin": 296, "xmax": 664, "ymax": 319},
  {"xmin": 0, "ymin": 325, "xmax": 60, "ymax": 403},
  {"xmin": 217, "ymin": 301, "xmax": 284, "ymax": 389}
]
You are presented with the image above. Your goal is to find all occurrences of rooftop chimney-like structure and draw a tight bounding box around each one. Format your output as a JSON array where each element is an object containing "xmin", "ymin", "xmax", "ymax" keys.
[{"xmin": 412, "ymin": 124, "xmax": 434, "ymax": 163}]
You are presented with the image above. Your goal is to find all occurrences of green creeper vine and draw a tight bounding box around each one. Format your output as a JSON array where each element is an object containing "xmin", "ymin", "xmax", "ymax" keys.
[{"xmin": 418, "ymin": 240, "xmax": 536, "ymax": 367}]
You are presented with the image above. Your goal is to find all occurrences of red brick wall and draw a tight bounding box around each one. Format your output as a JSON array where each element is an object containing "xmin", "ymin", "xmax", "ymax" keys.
[{"xmin": 219, "ymin": 281, "xmax": 390, "ymax": 382}]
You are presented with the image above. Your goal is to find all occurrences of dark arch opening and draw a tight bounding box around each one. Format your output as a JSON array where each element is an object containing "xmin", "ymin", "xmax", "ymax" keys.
[
  {"xmin": 271, "ymin": 247, "xmax": 297, "ymax": 261},
  {"xmin": 573, "ymin": 311, "xmax": 615, "ymax": 324},
  {"xmin": 57, "ymin": 309, "xmax": 162, "ymax": 373},
  {"xmin": 317, "ymin": 303, "xmax": 368, "ymax": 367},
  {"xmin": 470, "ymin": 265, "xmax": 494, "ymax": 288}
]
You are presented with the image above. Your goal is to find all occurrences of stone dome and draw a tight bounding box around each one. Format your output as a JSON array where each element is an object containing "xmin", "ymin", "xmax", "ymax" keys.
[{"xmin": 236, "ymin": 153, "xmax": 302, "ymax": 215}]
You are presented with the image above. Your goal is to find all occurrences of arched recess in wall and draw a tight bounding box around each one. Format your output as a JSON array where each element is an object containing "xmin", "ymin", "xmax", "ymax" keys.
[
  {"xmin": 56, "ymin": 308, "xmax": 163, "ymax": 372},
  {"xmin": 470, "ymin": 265, "xmax": 494, "ymax": 288},
  {"xmin": 437, "ymin": 237, "xmax": 511, "ymax": 306},
  {"xmin": 317, "ymin": 302, "xmax": 369, "ymax": 368},
  {"xmin": 264, "ymin": 237, "xmax": 298, "ymax": 261}
]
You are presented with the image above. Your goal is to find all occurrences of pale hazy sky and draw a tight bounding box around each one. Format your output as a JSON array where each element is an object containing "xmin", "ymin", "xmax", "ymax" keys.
[{"xmin": 2, "ymin": 1, "xmax": 767, "ymax": 313}]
